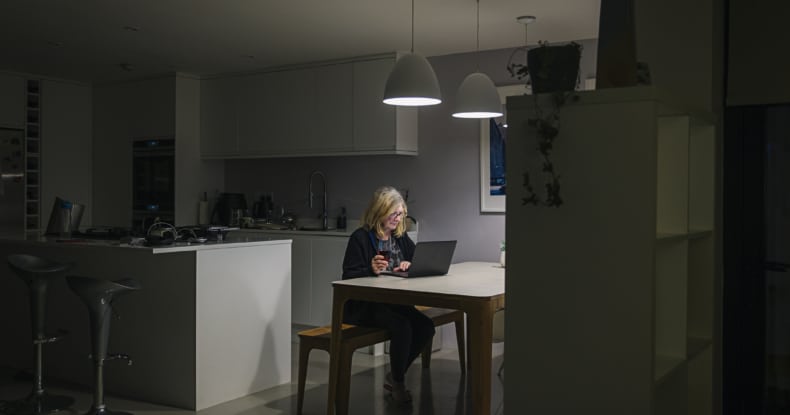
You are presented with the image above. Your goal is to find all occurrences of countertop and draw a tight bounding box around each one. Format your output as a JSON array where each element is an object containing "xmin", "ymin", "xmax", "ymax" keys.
[
  {"xmin": 233, "ymin": 219, "xmax": 417, "ymax": 238},
  {"xmin": 233, "ymin": 228, "xmax": 354, "ymax": 237},
  {"xmin": 0, "ymin": 234, "xmax": 291, "ymax": 254}
]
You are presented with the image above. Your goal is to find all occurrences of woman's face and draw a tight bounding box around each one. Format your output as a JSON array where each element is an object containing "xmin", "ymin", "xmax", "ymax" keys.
[{"xmin": 381, "ymin": 204, "xmax": 405, "ymax": 233}]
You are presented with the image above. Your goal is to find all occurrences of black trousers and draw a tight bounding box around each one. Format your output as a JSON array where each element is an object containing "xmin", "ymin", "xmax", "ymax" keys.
[{"xmin": 346, "ymin": 303, "xmax": 435, "ymax": 383}]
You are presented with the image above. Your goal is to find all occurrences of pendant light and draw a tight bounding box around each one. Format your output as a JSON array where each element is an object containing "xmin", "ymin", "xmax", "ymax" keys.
[
  {"xmin": 383, "ymin": 0, "xmax": 442, "ymax": 106},
  {"xmin": 452, "ymin": 0, "xmax": 502, "ymax": 119}
]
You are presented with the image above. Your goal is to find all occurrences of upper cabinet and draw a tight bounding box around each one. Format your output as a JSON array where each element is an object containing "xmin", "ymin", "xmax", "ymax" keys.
[
  {"xmin": 200, "ymin": 76, "xmax": 240, "ymax": 156},
  {"xmin": 352, "ymin": 58, "xmax": 417, "ymax": 154},
  {"xmin": 236, "ymin": 64, "xmax": 353, "ymax": 156},
  {"xmin": 200, "ymin": 54, "xmax": 417, "ymax": 159},
  {"xmin": 0, "ymin": 73, "xmax": 26, "ymax": 128}
]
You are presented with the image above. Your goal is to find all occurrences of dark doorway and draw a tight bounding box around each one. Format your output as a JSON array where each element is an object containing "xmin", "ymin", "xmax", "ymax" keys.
[{"xmin": 724, "ymin": 104, "xmax": 790, "ymax": 414}]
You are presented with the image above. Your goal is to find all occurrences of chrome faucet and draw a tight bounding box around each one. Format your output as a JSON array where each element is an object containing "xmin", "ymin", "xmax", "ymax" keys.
[{"xmin": 308, "ymin": 170, "xmax": 328, "ymax": 230}]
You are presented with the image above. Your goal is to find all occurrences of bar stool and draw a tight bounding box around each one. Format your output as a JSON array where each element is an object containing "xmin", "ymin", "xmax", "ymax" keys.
[
  {"xmin": 5, "ymin": 254, "xmax": 74, "ymax": 415},
  {"xmin": 66, "ymin": 276, "xmax": 141, "ymax": 415}
]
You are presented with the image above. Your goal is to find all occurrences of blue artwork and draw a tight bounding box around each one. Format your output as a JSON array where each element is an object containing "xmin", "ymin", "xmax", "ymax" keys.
[{"xmin": 489, "ymin": 119, "xmax": 506, "ymax": 196}]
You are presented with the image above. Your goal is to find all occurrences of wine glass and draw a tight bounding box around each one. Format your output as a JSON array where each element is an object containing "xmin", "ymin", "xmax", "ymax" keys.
[{"xmin": 377, "ymin": 239, "xmax": 391, "ymax": 262}]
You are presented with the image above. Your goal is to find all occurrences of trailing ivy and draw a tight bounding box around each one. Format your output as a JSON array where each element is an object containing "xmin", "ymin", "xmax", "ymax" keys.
[
  {"xmin": 521, "ymin": 91, "xmax": 579, "ymax": 208},
  {"xmin": 507, "ymin": 41, "xmax": 582, "ymax": 208}
]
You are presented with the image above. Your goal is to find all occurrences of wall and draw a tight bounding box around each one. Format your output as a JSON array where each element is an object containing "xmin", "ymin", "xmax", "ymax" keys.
[
  {"xmin": 41, "ymin": 80, "xmax": 93, "ymax": 227},
  {"xmin": 224, "ymin": 40, "xmax": 598, "ymax": 263}
]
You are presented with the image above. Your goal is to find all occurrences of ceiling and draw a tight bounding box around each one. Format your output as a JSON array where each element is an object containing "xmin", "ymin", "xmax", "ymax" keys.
[{"xmin": 0, "ymin": 0, "xmax": 600, "ymax": 84}]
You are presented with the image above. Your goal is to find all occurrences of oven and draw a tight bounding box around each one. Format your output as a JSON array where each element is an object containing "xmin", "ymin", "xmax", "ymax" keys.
[{"xmin": 132, "ymin": 137, "xmax": 175, "ymax": 230}]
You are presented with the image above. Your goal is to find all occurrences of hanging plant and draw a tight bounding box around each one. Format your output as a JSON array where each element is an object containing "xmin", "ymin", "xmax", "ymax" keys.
[
  {"xmin": 507, "ymin": 41, "xmax": 582, "ymax": 208},
  {"xmin": 521, "ymin": 91, "xmax": 580, "ymax": 207}
]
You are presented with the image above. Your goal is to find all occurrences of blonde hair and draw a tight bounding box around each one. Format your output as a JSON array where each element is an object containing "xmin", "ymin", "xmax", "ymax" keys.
[{"xmin": 362, "ymin": 186, "xmax": 408, "ymax": 238}]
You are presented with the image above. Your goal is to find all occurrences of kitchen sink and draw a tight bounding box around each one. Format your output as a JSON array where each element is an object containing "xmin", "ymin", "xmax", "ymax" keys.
[
  {"xmin": 252, "ymin": 223, "xmax": 293, "ymax": 231},
  {"xmin": 298, "ymin": 226, "xmax": 337, "ymax": 231}
]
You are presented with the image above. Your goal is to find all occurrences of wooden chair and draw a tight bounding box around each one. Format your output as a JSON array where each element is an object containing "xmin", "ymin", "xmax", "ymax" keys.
[
  {"xmin": 492, "ymin": 308, "xmax": 505, "ymax": 376},
  {"xmin": 296, "ymin": 306, "xmax": 465, "ymax": 414}
]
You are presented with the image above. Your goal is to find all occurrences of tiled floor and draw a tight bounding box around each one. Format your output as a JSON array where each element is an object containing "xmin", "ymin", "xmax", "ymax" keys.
[{"xmin": 0, "ymin": 331, "xmax": 504, "ymax": 415}]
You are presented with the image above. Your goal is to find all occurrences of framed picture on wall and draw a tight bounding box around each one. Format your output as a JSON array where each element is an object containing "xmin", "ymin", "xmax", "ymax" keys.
[{"xmin": 480, "ymin": 84, "xmax": 529, "ymax": 213}]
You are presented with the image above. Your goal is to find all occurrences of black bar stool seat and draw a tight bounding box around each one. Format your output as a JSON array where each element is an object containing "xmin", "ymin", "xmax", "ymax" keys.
[
  {"xmin": 66, "ymin": 276, "xmax": 141, "ymax": 415},
  {"xmin": 4, "ymin": 254, "xmax": 74, "ymax": 415}
]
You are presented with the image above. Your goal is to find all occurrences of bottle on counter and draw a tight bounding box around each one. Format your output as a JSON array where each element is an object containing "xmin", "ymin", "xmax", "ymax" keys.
[
  {"xmin": 60, "ymin": 200, "xmax": 73, "ymax": 239},
  {"xmin": 336, "ymin": 206, "xmax": 347, "ymax": 230}
]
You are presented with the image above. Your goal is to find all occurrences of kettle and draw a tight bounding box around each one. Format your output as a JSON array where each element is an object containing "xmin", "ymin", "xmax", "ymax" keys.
[{"xmin": 211, "ymin": 193, "xmax": 247, "ymax": 226}]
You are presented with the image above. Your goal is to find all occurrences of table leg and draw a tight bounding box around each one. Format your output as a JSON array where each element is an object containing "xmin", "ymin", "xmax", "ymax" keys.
[
  {"xmin": 326, "ymin": 290, "xmax": 346, "ymax": 415},
  {"xmin": 466, "ymin": 302, "xmax": 494, "ymax": 415}
]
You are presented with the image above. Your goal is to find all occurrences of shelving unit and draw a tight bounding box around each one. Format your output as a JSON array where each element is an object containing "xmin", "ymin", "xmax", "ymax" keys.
[
  {"xmin": 654, "ymin": 110, "xmax": 715, "ymax": 414},
  {"xmin": 25, "ymin": 79, "xmax": 41, "ymax": 235},
  {"xmin": 505, "ymin": 86, "xmax": 716, "ymax": 414}
]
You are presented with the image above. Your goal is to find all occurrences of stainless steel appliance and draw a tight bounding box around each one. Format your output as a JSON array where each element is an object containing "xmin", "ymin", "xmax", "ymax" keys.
[
  {"xmin": 211, "ymin": 193, "xmax": 247, "ymax": 226},
  {"xmin": 44, "ymin": 197, "xmax": 84, "ymax": 237},
  {"xmin": 132, "ymin": 138, "xmax": 175, "ymax": 230},
  {"xmin": 0, "ymin": 128, "xmax": 25, "ymax": 235}
]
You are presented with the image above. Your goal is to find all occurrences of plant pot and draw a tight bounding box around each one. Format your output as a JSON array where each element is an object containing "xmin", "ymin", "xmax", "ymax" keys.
[{"xmin": 527, "ymin": 43, "xmax": 582, "ymax": 94}]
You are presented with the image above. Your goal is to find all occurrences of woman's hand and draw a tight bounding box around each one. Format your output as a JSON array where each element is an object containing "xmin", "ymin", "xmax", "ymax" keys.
[
  {"xmin": 371, "ymin": 255, "xmax": 388, "ymax": 275},
  {"xmin": 396, "ymin": 261, "xmax": 411, "ymax": 272}
]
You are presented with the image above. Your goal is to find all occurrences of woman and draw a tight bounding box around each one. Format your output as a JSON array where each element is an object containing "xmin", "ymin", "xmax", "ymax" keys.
[{"xmin": 342, "ymin": 186, "xmax": 435, "ymax": 405}]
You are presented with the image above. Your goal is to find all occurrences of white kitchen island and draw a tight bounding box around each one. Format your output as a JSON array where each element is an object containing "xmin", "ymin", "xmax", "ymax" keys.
[{"xmin": 0, "ymin": 236, "xmax": 291, "ymax": 410}]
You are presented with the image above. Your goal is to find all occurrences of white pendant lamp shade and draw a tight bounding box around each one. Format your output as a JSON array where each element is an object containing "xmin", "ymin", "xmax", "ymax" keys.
[
  {"xmin": 383, "ymin": 53, "xmax": 442, "ymax": 106},
  {"xmin": 452, "ymin": 72, "xmax": 503, "ymax": 118}
]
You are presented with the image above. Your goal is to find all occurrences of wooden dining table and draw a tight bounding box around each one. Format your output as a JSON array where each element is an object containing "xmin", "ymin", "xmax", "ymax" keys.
[{"xmin": 326, "ymin": 261, "xmax": 505, "ymax": 415}]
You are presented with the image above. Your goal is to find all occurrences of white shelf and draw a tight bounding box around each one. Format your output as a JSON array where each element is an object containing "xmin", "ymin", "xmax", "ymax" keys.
[
  {"xmin": 655, "ymin": 354, "xmax": 685, "ymax": 384},
  {"xmin": 656, "ymin": 230, "xmax": 713, "ymax": 242},
  {"xmin": 504, "ymin": 86, "xmax": 715, "ymax": 413},
  {"xmin": 656, "ymin": 232, "xmax": 688, "ymax": 242},
  {"xmin": 687, "ymin": 336, "xmax": 712, "ymax": 360}
]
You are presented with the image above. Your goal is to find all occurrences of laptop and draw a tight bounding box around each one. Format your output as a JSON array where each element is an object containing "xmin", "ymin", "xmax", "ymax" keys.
[{"xmin": 381, "ymin": 240, "xmax": 457, "ymax": 278}]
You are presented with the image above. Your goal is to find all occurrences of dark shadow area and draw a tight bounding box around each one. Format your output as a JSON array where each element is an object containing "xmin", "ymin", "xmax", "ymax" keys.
[{"xmin": 262, "ymin": 354, "xmax": 503, "ymax": 415}]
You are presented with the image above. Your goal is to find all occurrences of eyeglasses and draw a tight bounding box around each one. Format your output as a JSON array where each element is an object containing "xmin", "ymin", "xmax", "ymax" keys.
[{"xmin": 388, "ymin": 211, "xmax": 404, "ymax": 220}]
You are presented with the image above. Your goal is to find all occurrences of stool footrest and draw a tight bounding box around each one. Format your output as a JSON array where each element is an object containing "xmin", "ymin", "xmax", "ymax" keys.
[
  {"xmin": 33, "ymin": 329, "xmax": 69, "ymax": 345},
  {"xmin": 105, "ymin": 353, "xmax": 133, "ymax": 365}
]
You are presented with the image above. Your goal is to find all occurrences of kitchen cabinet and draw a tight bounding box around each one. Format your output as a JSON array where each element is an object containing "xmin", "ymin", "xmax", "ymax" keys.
[
  {"xmin": 93, "ymin": 77, "xmax": 175, "ymax": 227},
  {"xmin": 235, "ymin": 230, "xmax": 348, "ymax": 326},
  {"xmin": 352, "ymin": 57, "xmax": 417, "ymax": 154},
  {"xmin": 307, "ymin": 63, "xmax": 354, "ymax": 152},
  {"xmin": 199, "ymin": 53, "xmax": 417, "ymax": 159},
  {"xmin": 209, "ymin": 64, "xmax": 354, "ymax": 158},
  {"xmin": 94, "ymin": 75, "xmax": 219, "ymax": 228},
  {"xmin": 0, "ymin": 73, "xmax": 25, "ymax": 128},
  {"xmin": 291, "ymin": 235, "xmax": 312, "ymax": 324},
  {"xmin": 505, "ymin": 86, "xmax": 716, "ymax": 414},
  {"xmin": 40, "ymin": 79, "xmax": 93, "ymax": 230},
  {"xmin": 310, "ymin": 237, "xmax": 351, "ymax": 324},
  {"xmin": 236, "ymin": 71, "xmax": 287, "ymax": 155},
  {"xmin": 0, "ymin": 78, "xmax": 92, "ymax": 236},
  {"xmin": 237, "ymin": 64, "xmax": 353, "ymax": 156},
  {"xmin": 200, "ymin": 76, "xmax": 240, "ymax": 157},
  {"xmin": 123, "ymin": 77, "xmax": 176, "ymax": 139}
]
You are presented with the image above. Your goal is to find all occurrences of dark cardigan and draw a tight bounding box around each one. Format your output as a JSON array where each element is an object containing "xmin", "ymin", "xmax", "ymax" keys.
[{"xmin": 341, "ymin": 227, "xmax": 415, "ymax": 322}]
